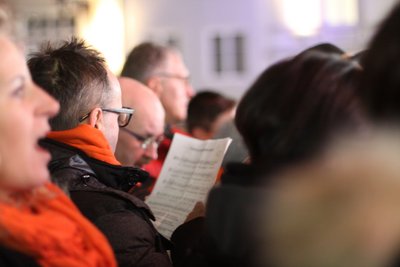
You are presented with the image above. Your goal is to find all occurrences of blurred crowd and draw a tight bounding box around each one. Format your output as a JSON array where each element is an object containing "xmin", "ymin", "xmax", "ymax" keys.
[{"xmin": 3, "ymin": 0, "xmax": 400, "ymax": 267}]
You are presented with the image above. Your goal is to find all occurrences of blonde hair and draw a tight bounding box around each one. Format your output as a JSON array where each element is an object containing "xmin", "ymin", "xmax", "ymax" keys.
[
  {"xmin": 260, "ymin": 130, "xmax": 400, "ymax": 267},
  {"xmin": 0, "ymin": 0, "xmax": 13, "ymax": 36}
]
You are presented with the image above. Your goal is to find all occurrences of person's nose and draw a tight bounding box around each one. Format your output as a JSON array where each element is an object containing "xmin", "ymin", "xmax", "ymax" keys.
[
  {"xmin": 186, "ymin": 83, "xmax": 195, "ymax": 98},
  {"xmin": 144, "ymin": 143, "xmax": 158, "ymax": 160},
  {"xmin": 34, "ymin": 84, "xmax": 60, "ymax": 119}
]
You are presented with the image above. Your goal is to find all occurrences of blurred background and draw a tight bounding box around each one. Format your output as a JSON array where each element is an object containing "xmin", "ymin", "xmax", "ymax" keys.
[{"xmin": 9, "ymin": 0, "xmax": 398, "ymax": 98}]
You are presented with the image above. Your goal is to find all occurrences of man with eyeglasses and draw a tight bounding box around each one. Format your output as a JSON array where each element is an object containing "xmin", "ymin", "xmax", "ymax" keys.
[
  {"xmin": 121, "ymin": 42, "xmax": 195, "ymax": 182},
  {"xmin": 121, "ymin": 42, "xmax": 194, "ymax": 126},
  {"xmin": 115, "ymin": 77, "xmax": 165, "ymax": 199},
  {"xmin": 29, "ymin": 38, "xmax": 173, "ymax": 267}
]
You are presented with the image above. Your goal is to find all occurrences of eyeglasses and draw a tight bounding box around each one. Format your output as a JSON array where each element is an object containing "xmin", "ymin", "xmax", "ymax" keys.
[
  {"xmin": 120, "ymin": 128, "xmax": 164, "ymax": 150},
  {"xmin": 155, "ymin": 73, "xmax": 190, "ymax": 84},
  {"xmin": 79, "ymin": 107, "xmax": 134, "ymax": 128}
]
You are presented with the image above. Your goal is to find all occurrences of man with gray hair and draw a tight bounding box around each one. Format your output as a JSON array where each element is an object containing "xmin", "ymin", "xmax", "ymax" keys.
[
  {"xmin": 121, "ymin": 42, "xmax": 194, "ymax": 125},
  {"xmin": 29, "ymin": 38, "xmax": 173, "ymax": 267},
  {"xmin": 121, "ymin": 42, "xmax": 194, "ymax": 180}
]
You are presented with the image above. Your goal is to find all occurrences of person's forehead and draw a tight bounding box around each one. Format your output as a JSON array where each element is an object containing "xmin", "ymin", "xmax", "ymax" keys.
[
  {"xmin": 127, "ymin": 118, "xmax": 163, "ymax": 140},
  {"xmin": 133, "ymin": 101, "xmax": 164, "ymax": 132},
  {"xmin": 165, "ymin": 51, "xmax": 189, "ymax": 74},
  {"xmin": 123, "ymin": 94, "xmax": 163, "ymax": 132},
  {"xmin": 0, "ymin": 37, "xmax": 27, "ymax": 86},
  {"xmin": 122, "ymin": 83, "xmax": 151, "ymax": 108}
]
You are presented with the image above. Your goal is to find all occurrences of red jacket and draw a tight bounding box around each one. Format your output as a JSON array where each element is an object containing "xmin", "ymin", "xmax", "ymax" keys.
[{"xmin": 143, "ymin": 126, "xmax": 191, "ymax": 187}]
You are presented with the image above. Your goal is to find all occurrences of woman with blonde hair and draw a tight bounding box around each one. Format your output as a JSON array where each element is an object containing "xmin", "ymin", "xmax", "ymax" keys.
[{"xmin": 0, "ymin": 1, "xmax": 116, "ymax": 266}]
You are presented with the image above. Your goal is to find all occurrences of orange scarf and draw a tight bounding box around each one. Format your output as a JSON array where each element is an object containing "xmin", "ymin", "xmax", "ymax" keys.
[
  {"xmin": 0, "ymin": 183, "xmax": 116, "ymax": 267},
  {"xmin": 47, "ymin": 124, "xmax": 120, "ymax": 165}
]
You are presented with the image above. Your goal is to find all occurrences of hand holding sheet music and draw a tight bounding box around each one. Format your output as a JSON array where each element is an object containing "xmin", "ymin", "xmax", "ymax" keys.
[{"xmin": 146, "ymin": 133, "xmax": 232, "ymax": 239}]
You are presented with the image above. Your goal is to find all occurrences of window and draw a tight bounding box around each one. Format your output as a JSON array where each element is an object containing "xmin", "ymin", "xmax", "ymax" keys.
[
  {"xmin": 26, "ymin": 16, "xmax": 75, "ymax": 54},
  {"xmin": 277, "ymin": 0, "xmax": 358, "ymax": 36},
  {"xmin": 212, "ymin": 33, "xmax": 246, "ymax": 75}
]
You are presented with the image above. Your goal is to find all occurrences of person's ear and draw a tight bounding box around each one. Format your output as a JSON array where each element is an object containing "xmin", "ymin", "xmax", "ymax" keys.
[
  {"xmin": 88, "ymin": 108, "xmax": 104, "ymax": 131},
  {"xmin": 146, "ymin": 76, "xmax": 163, "ymax": 96}
]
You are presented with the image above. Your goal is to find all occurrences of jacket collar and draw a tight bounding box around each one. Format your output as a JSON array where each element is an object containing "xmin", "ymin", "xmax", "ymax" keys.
[
  {"xmin": 47, "ymin": 124, "xmax": 120, "ymax": 165},
  {"xmin": 41, "ymin": 138, "xmax": 149, "ymax": 192}
]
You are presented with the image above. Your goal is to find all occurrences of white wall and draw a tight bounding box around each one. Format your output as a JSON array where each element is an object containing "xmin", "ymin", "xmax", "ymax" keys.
[
  {"xmin": 122, "ymin": 0, "xmax": 399, "ymax": 99},
  {"xmin": 123, "ymin": 0, "xmax": 267, "ymax": 99},
  {"xmin": 9, "ymin": 0, "xmax": 400, "ymax": 99}
]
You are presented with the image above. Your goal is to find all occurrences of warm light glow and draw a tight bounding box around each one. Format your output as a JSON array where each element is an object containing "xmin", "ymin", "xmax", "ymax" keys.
[
  {"xmin": 324, "ymin": 0, "xmax": 358, "ymax": 26},
  {"xmin": 281, "ymin": 0, "xmax": 322, "ymax": 37},
  {"xmin": 80, "ymin": 0, "xmax": 125, "ymax": 74}
]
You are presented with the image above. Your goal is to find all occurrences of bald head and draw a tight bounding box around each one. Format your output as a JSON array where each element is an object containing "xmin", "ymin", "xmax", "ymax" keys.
[
  {"xmin": 119, "ymin": 77, "xmax": 165, "ymax": 125},
  {"xmin": 115, "ymin": 77, "xmax": 165, "ymax": 167}
]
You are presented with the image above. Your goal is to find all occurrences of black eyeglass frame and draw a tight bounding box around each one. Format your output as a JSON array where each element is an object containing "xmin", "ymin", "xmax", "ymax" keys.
[
  {"xmin": 120, "ymin": 127, "xmax": 164, "ymax": 150},
  {"xmin": 78, "ymin": 107, "xmax": 134, "ymax": 128}
]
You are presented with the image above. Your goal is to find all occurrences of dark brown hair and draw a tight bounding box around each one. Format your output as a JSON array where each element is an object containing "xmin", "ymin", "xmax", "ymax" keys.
[
  {"xmin": 359, "ymin": 2, "xmax": 400, "ymax": 123},
  {"xmin": 187, "ymin": 90, "xmax": 236, "ymax": 134},
  {"xmin": 28, "ymin": 38, "xmax": 111, "ymax": 130},
  {"xmin": 235, "ymin": 49, "xmax": 363, "ymax": 172}
]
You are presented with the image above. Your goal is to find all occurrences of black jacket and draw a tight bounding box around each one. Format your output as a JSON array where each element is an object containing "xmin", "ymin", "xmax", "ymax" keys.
[
  {"xmin": 0, "ymin": 245, "xmax": 39, "ymax": 267},
  {"xmin": 41, "ymin": 138, "xmax": 172, "ymax": 267},
  {"xmin": 171, "ymin": 163, "xmax": 267, "ymax": 267}
]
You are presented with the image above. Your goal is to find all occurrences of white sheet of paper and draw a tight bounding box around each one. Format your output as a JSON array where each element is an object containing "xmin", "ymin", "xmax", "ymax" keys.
[{"xmin": 145, "ymin": 133, "xmax": 232, "ymax": 239}]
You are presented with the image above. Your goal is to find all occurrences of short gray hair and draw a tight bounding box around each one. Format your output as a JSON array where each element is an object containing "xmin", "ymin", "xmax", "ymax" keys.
[{"xmin": 120, "ymin": 42, "xmax": 171, "ymax": 83}]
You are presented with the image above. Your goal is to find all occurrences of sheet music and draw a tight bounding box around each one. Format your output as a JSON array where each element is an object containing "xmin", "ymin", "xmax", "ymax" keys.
[{"xmin": 146, "ymin": 133, "xmax": 232, "ymax": 239}]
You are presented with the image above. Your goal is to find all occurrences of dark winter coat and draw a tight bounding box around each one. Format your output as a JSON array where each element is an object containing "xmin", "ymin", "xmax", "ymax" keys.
[
  {"xmin": 0, "ymin": 245, "xmax": 39, "ymax": 267},
  {"xmin": 41, "ymin": 138, "xmax": 173, "ymax": 267},
  {"xmin": 171, "ymin": 163, "xmax": 266, "ymax": 267}
]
